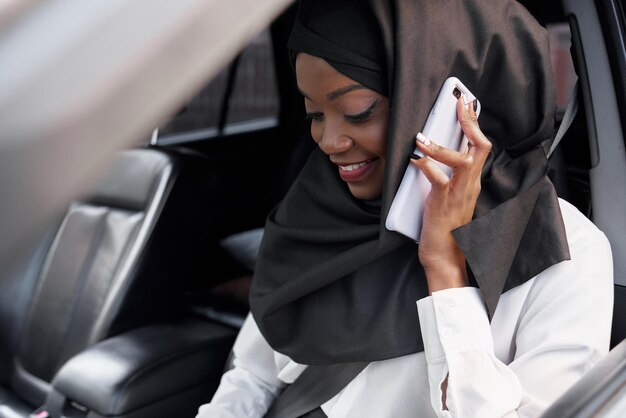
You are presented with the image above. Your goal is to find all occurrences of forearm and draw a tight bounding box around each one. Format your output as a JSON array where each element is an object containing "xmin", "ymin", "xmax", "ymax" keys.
[
  {"xmin": 197, "ymin": 361, "xmax": 282, "ymax": 418},
  {"xmin": 417, "ymin": 231, "xmax": 613, "ymax": 418},
  {"xmin": 196, "ymin": 314, "xmax": 284, "ymax": 418},
  {"xmin": 418, "ymin": 287, "xmax": 522, "ymax": 418}
]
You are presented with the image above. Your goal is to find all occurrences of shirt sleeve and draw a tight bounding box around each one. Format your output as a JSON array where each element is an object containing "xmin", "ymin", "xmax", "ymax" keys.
[
  {"xmin": 417, "ymin": 225, "xmax": 613, "ymax": 418},
  {"xmin": 196, "ymin": 313, "xmax": 284, "ymax": 418}
]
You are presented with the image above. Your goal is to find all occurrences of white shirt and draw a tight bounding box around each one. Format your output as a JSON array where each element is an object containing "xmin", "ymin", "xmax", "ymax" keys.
[{"xmin": 197, "ymin": 199, "xmax": 614, "ymax": 418}]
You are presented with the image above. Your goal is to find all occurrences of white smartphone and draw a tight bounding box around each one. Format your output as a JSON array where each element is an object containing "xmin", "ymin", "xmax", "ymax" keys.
[{"xmin": 386, "ymin": 77, "xmax": 481, "ymax": 242}]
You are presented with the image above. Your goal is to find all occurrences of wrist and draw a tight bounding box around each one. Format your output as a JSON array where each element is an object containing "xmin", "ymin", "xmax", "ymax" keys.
[
  {"xmin": 423, "ymin": 262, "xmax": 468, "ymax": 294},
  {"xmin": 418, "ymin": 232, "xmax": 469, "ymax": 293}
]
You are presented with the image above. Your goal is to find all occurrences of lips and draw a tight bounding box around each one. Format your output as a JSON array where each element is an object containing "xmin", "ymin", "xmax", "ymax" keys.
[{"xmin": 336, "ymin": 158, "xmax": 379, "ymax": 182}]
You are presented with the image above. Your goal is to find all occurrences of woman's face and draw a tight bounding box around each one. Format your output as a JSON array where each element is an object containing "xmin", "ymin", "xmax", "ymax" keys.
[{"xmin": 295, "ymin": 53, "xmax": 389, "ymax": 200}]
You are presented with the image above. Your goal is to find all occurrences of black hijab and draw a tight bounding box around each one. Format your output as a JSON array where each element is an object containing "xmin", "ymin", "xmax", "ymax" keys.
[{"xmin": 250, "ymin": 0, "xmax": 570, "ymax": 365}]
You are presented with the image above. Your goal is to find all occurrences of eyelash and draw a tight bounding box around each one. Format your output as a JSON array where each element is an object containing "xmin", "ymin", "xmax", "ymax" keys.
[
  {"xmin": 305, "ymin": 100, "xmax": 379, "ymax": 124},
  {"xmin": 305, "ymin": 111, "xmax": 324, "ymax": 122},
  {"xmin": 345, "ymin": 100, "xmax": 378, "ymax": 124}
]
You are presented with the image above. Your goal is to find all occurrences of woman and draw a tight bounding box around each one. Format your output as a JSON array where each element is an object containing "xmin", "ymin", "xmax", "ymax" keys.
[{"xmin": 198, "ymin": 0, "xmax": 613, "ymax": 417}]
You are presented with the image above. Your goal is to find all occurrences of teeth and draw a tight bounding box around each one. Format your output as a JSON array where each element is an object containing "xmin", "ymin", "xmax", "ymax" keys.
[{"xmin": 339, "ymin": 161, "xmax": 369, "ymax": 172}]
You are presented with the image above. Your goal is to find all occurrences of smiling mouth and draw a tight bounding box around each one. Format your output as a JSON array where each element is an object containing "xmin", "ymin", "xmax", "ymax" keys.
[
  {"xmin": 338, "ymin": 160, "xmax": 372, "ymax": 172},
  {"xmin": 336, "ymin": 158, "xmax": 379, "ymax": 182}
]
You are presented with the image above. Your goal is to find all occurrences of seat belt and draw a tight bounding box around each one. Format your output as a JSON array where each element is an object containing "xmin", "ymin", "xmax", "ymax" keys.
[
  {"xmin": 546, "ymin": 80, "xmax": 580, "ymax": 159},
  {"xmin": 264, "ymin": 362, "xmax": 369, "ymax": 418}
]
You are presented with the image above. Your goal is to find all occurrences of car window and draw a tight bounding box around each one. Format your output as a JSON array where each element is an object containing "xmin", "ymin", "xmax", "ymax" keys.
[{"xmin": 157, "ymin": 29, "xmax": 279, "ymax": 144}]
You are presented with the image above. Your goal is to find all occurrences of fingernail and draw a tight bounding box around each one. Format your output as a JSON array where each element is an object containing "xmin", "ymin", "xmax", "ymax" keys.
[
  {"xmin": 473, "ymin": 99, "xmax": 478, "ymax": 112},
  {"xmin": 416, "ymin": 132, "xmax": 430, "ymax": 146},
  {"xmin": 409, "ymin": 152, "xmax": 422, "ymax": 160}
]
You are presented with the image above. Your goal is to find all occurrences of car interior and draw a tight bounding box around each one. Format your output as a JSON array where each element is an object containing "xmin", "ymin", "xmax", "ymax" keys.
[{"xmin": 0, "ymin": 0, "xmax": 624, "ymax": 417}]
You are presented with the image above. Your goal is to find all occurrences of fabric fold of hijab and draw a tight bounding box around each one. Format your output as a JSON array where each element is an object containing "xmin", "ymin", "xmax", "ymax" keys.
[{"xmin": 250, "ymin": 0, "xmax": 570, "ymax": 365}]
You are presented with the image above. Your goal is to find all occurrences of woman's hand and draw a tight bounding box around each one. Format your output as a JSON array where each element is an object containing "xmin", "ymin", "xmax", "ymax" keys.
[{"xmin": 411, "ymin": 98, "xmax": 492, "ymax": 293}]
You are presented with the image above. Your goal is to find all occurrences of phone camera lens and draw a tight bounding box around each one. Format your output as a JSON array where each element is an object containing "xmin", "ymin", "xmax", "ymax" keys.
[{"xmin": 452, "ymin": 87, "xmax": 462, "ymax": 99}]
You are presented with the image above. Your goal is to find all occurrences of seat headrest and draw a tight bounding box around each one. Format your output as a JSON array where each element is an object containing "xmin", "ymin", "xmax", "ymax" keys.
[{"xmin": 85, "ymin": 149, "xmax": 175, "ymax": 212}]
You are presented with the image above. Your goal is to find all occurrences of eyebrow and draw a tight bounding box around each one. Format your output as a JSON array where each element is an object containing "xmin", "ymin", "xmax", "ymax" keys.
[
  {"xmin": 298, "ymin": 84, "xmax": 368, "ymax": 101},
  {"xmin": 326, "ymin": 84, "xmax": 367, "ymax": 101}
]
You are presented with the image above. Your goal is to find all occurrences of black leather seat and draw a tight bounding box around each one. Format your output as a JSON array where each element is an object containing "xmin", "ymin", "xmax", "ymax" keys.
[{"xmin": 0, "ymin": 148, "xmax": 221, "ymax": 417}]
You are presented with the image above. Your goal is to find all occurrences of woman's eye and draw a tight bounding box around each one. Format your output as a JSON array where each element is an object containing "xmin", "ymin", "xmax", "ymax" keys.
[
  {"xmin": 344, "ymin": 100, "xmax": 379, "ymax": 124},
  {"xmin": 305, "ymin": 111, "xmax": 324, "ymax": 122}
]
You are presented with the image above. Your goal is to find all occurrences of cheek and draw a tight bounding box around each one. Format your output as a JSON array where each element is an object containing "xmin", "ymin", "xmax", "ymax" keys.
[{"xmin": 362, "ymin": 121, "xmax": 388, "ymax": 156}]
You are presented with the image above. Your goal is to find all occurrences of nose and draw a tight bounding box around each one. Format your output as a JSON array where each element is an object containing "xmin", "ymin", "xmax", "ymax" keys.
[{"xmin": 317, "ymin": 122, "xmax": 354, "ymax": 155}]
